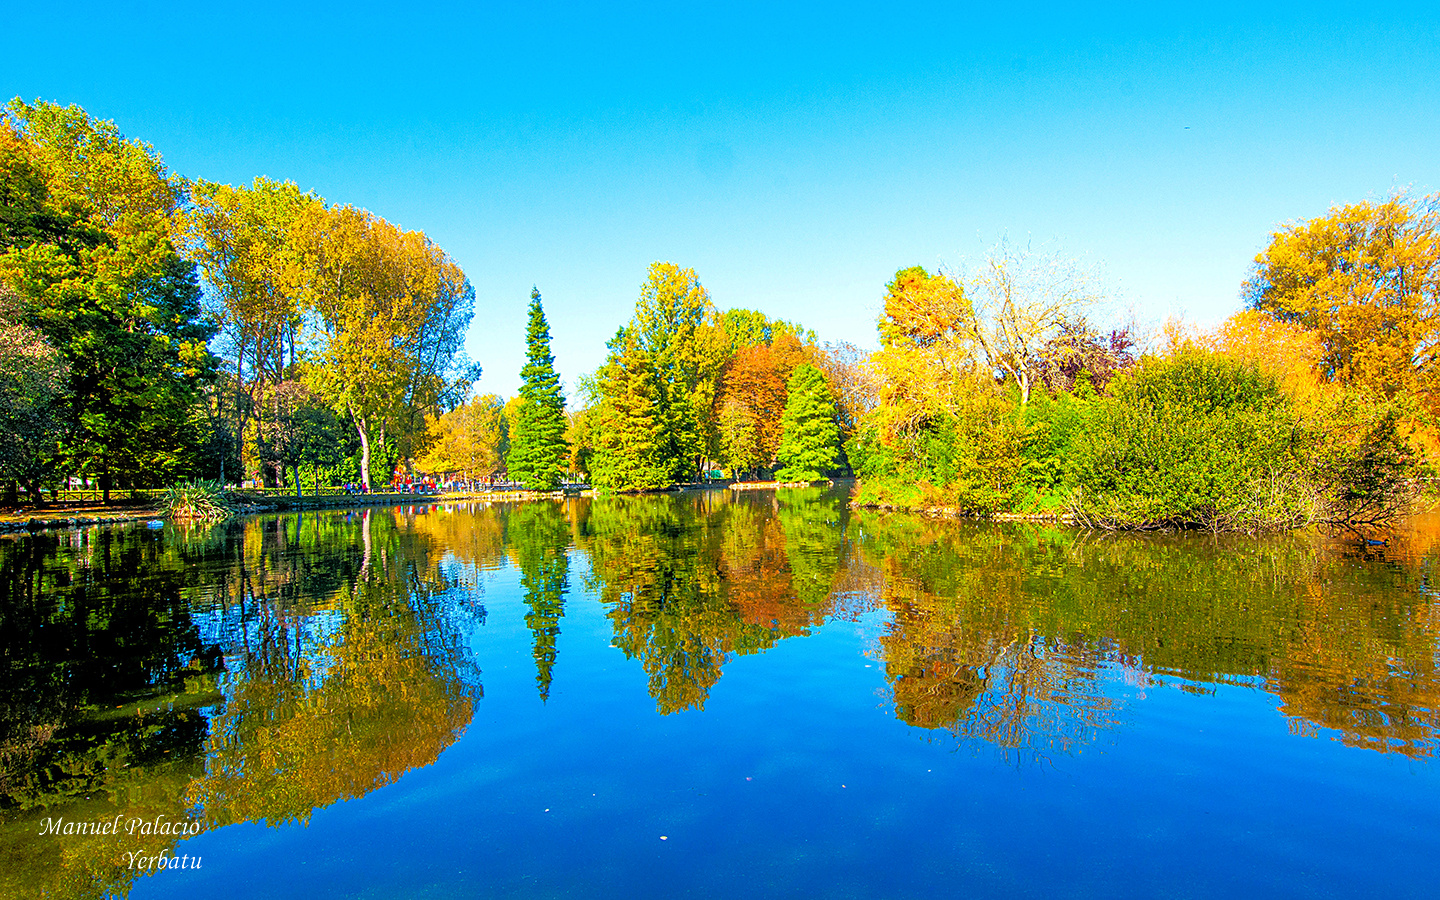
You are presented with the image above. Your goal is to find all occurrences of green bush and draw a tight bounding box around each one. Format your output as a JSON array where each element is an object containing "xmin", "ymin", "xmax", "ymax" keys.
[
  {"xmin": 1068, "ymin": 353, "xmax": 1318, "ymax": 530},
  {"xmin": 852, "ymin": 379, "xmax": 1028, "ymax": 515}
]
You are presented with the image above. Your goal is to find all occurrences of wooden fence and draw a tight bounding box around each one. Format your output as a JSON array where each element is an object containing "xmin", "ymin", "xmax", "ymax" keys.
[{"xmin": 19, "ymin": 489, "xmax": 157, "ymax": 503}]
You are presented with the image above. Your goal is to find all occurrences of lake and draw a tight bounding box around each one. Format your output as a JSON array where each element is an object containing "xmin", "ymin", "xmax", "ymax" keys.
[{"xmin": 1, "ymin": 486, "xmax": 1437, "ymax": 899}]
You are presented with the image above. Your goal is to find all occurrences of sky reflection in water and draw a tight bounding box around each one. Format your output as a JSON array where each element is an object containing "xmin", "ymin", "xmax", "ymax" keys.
[{"xmin": 1, "ymin": 487, "xmax": 1438, "ymax": 898}]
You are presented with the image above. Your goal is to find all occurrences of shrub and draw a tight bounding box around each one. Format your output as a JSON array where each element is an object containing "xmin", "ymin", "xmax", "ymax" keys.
[
  {"xmin": 852, "ymin": 378, "xmax": 1027, "ymax": 515},
  {"xmin": 161, "ymin": 480, "xmax": 236, "ymax": 523},
  {"xmin": 1069, "ymin": 353, "xmax": 1319, "ymax": 531}
]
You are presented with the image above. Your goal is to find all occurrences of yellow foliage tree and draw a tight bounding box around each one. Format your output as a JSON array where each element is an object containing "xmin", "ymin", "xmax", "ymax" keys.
[
  {"xmin": 1204, "ymin": 309, "xmax": 1328, "ymax": 409},
  {"xmin": 416, "ymin": 393, "xmax": 508, "ymax": 482},
  {"xmin": 1246, "ymin": 193, "xmax": 1440, "ymax": 407},
  {"xmin": 869, "ymin": 266, "xmax": 980, "ymax": 439},
  {"xmin": 299, "ymin": 204, "xmax": 477, "ymax": 490}
]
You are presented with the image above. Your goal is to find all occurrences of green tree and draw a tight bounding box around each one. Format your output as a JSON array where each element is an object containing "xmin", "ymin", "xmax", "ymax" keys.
[
  {"xmin": 591, "ymin": 328, "xmax": 670, "ymax": 491},
  {"xmin": 0, "ymin": 288, "xmax": 67, "ymax": 503},
  {"xmin": 0, "ymin": 100, "xmax": 217, "ymax": 499},
  {"xmin": 507, "ymin": 288, "xmax": 568, "ymax": 490},
  {"xmin": 628, "ymin": 262, "xmax": 727, "ymax": 481},
  {"xmin": 775, "ymin": 363, "xmax": 843, "ymax": 482}
]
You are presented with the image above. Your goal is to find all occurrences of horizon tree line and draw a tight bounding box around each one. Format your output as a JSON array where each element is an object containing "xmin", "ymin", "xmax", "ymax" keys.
[{"xmin": 4, "ymin": 97, "xmax": 1437, "ymax": 528}]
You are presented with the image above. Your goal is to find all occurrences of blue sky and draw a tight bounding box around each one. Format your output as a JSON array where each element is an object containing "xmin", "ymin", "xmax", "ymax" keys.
[{"xmin": 4, "ymin": 2, "xmax": 1438, "ymax": 396}]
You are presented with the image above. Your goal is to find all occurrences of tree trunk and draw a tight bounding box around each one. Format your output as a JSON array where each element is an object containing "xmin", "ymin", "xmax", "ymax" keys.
[
  {"xmin": 356, "ymin": 413, "xmax": 372, "ymax": 492},
  {"xmin": 294, "ymin": 462, "xmax": 302, "ymax": 500},
  {"xmin": 377, "ymin": 419, "xmax": 389, "ymax": 490},
  {"xmin": 3, "ymin": 480, "xmax": 16, "ymax": 506},
  {"xmin": 100, "ymin": 466, "xmax": 111, "ymax": 506}
]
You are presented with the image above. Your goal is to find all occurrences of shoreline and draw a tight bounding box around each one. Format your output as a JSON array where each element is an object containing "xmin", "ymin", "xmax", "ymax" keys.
[
  {"xmin": 0, "ymin": 488, "xmax": 592, "ymax": 535},
  {"xmin": 848, "ymin": 499, "xmax": 1076, "ymax": 523}
]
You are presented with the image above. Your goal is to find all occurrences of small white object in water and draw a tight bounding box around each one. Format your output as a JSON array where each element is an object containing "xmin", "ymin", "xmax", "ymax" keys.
[
  {"xmin": 660, "ymin": 836, "xmax": 668, "ymax": 841},
  {"xmin": 146, "ymin": 520, "xmax": 164, "ymax": 528}
]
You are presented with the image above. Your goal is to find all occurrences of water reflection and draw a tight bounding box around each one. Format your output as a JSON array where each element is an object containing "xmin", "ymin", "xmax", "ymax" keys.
[
  {"xmin": 853, "ymin": 511, "xmax": 1440, "ymax": 760},
  {"xmin": 583, "ymin": 488, "xmax": 862, "ymax": 714},
  {"xmin": 506, "ymin": 502, "xmax": 572, "ymax": 701},
  {"xmin": 0, "ymin": 510, "xmax": 481, "ymax": 898},
  {"xmin": 2, "ymin": 490, "xmax": 1440, "ymax": 897}
]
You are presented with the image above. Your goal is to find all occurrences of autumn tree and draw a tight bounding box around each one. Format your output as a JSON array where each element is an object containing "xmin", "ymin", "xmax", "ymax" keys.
[
  {"xmin": 1245, "ymin": 193, "xmax": 1440, "ymax": 407},
  {"xmin": 506, "ymin": 288, "xmax": 568, "ymax": 490},
  {"xmin": 564, "ymin": 404, "xmax": 598, "ymax": 482},
  {"xmin": 180, "ymin": 177, "xmax": 318, "ymax": 482},
  {"xmin": 850, "ymin": 266, "xmax": 1030, "ymax": 513},
  {"xmin": 775, "ymin": 363, "xmax": 843, "ymax": 482},
  {"xmin": 868, "ymin": 265, "xmax": 979, "ymax": 438},
  {"xmin": 1030, "ymin": 316, "xmax": 1136, "ymax": 396},
  {"xmin": 418, "ymin": 393, "xmax": 508, "ymax": 483},
  {"xmin": 712, "ymin": 338, "xmax": 805, "ymax": 478},
  {"xmin": 300, "ymin": 204, "xmax": 478, "ymax": 491},
  {"xmin": 1205, "ymin": 310, "xmax": 1327, "ymax": 408},
  {"xmin": 718, "ymin": 307, "xmax": 815, "ymax": 353}
]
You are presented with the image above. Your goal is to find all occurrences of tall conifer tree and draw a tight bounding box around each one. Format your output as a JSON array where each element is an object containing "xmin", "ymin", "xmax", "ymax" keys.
[
  {"xmin": 507, "ymin": 288, "xmax": 568, "ymax": 490},
  {"xmin": 775, "ymin": 364, "xmax": 843, "ymax": 482}
]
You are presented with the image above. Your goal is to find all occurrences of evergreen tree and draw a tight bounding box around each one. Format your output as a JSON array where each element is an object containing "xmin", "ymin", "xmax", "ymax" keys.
[
  {"xmin": 591, "ymin": 328, "xmax": 669, "ymax": 491},
  {"xmin": 507, "ymin": 288, "xmax": 568, "ymax": 490},
  {"xmin": 775, "ymin": 364, "xmax": 842, "ymax": 482}
]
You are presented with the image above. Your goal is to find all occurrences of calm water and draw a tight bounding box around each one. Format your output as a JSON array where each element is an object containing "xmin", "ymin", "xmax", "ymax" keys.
[{"xmin": 1, "ymin": 487, "xmax": 1437, "ymax": 899}]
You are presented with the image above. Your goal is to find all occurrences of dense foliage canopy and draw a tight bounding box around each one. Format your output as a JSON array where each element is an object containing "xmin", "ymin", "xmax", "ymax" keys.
[{"xmin": 0, "ymin": 99, "xmax": 477, "ymax": 500}]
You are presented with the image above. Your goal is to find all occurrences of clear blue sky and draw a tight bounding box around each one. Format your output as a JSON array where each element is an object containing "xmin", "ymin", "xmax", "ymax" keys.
[{"xmin": 5, "ymin": 2, "xmax": 1438, "ymax": 397}]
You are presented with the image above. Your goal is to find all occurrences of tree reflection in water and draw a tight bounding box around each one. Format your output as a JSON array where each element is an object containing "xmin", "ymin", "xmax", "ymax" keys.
[
  {"xmin": 0, "ymin": 508, "xmax": 482, "ymax": 897},
  {"xmin": 3, "ymin": 492, "xmax": 1440, "ymax": 898},
  {"xmin": 504, "ymin": 501, "xmax": 572, "ymax": 701},
  {"xmin": 853, "ymin": 510, "xmax": 1440, "ymax": 761},
  {"xmin": 189, "ymin": 509, "xmax": 479, "ymax": 827},
  {"xmin": 580, "ymin": 488, "xmax": 859, "ymax": 714}
]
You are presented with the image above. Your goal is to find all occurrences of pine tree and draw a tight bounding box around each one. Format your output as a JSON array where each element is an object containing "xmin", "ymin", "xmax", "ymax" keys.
[
  {"xmin": 775, "ymin": 364, "xmax": 842, "ymax": 482},
  {"xmin": 507, "ymin": 288, "xmax": 569, "ymax": 490}
]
